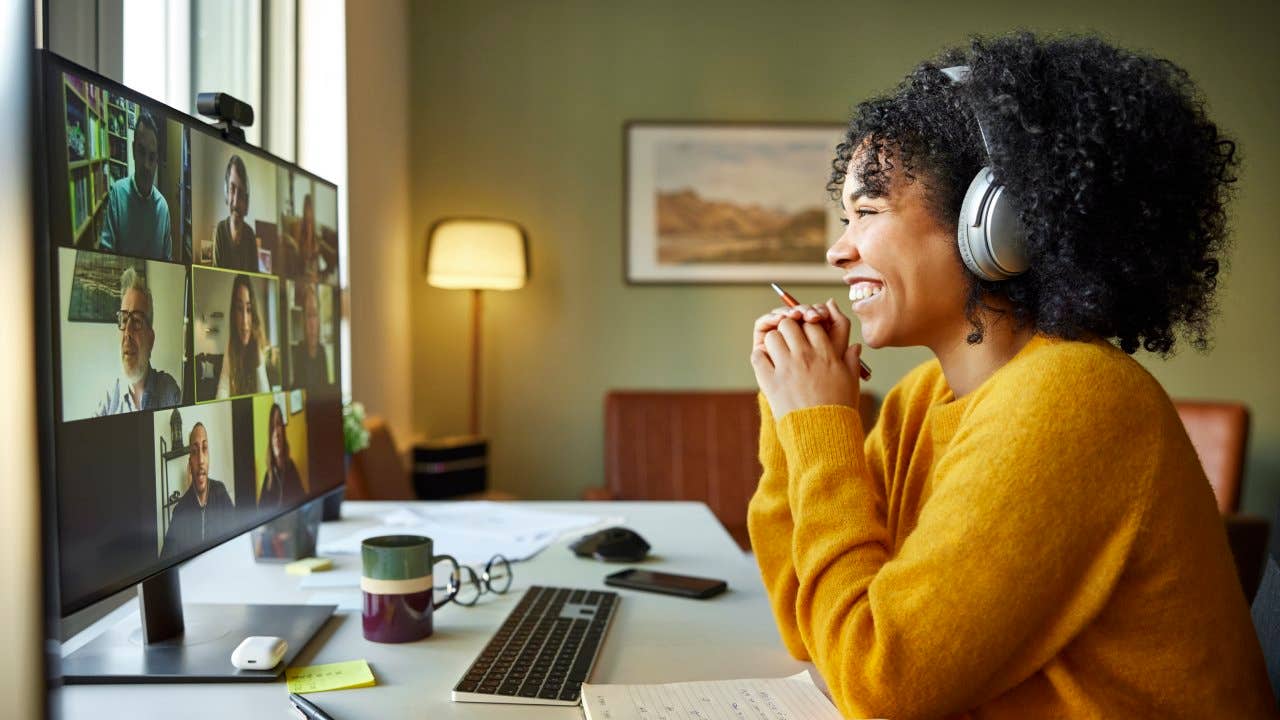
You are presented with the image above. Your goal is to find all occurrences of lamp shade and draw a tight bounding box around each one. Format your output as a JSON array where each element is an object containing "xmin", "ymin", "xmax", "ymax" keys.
[{"xmin": 425, "ymin": 218, "xmax": 529, "ymax": 290}]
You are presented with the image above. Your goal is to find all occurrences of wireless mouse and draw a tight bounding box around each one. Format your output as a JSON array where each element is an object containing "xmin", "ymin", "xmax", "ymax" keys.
[{"xmin": 570, "ymin": 526, "xmax": 651, "ymax": 562}]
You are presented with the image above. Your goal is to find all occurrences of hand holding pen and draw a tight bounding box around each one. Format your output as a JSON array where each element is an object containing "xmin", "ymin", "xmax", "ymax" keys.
[
  {"xmin": 766, "ymin": 283, "xmax": 872, "ymax": 380},
  {"xmin": 751, "ymin": 283, "xmax": 867, "ymax": 417}
]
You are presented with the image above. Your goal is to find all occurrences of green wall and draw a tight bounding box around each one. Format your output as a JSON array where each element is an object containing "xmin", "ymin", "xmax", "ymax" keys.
[{"xmin": 407, "ymin": 0, "xmax": 1280, "ymax": 514}]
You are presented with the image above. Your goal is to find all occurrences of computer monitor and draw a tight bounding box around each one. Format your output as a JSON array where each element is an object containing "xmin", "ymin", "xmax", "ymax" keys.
[{"xmin": 34, "ymin": 50, "xmax": 346, "ymax": 683}]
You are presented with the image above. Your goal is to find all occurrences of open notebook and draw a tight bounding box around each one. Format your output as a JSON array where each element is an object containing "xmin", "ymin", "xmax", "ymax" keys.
[{"xmin": 580, "ymin": 671, "xmax": 849, "ymax": 720}]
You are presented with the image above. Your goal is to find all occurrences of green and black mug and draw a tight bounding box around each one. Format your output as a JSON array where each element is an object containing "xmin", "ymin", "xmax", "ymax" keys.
[{"xmin": 361, "ymin": 535, "xmax": 459, "ymax": 643}]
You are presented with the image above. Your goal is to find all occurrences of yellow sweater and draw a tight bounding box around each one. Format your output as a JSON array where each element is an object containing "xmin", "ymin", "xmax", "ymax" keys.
[{"xmin": 748, "ymin": 335, "xmax": 1275, "ymax": 719}]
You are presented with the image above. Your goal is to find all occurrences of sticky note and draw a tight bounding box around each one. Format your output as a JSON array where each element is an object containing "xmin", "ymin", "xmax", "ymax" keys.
[
  {"xmin": 286, "ymin": 557, "xmax": 333, "ymax": 575},
  {"xmin": 286, "ymin": 659, "xmax": 376, "ymax": 694}
]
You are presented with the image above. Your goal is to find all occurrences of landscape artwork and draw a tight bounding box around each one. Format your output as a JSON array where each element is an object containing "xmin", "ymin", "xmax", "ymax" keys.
[
  {"xmin": 626, "ymin": 123, "xmax": 845, "ymax": 284},
  {"xmin": 68, "ymin": 251, "xmax": 142, "ymax": 323}
]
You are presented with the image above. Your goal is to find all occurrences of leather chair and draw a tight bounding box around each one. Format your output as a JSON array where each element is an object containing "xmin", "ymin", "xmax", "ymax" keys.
[
  {"xmin": 1252, "ymin": 548, "xmax": 1280, "ymax": 707},
  {"xmin": 1171, "ymin": 400, "xmax": 1270, "ymax": 603},
  {"xmin": 587, "ymin": 390, "xmax": 879, "ymax": 551},
  {"xmin": 1229, "ymin": 514, "xmax": 1271, "ymax": 605},
  {"xmin": 1174, "ymin": 400, "xmax": 1249, "ymax": 514},
  {"xmin": 345, "ymin": 416, "xmax": 416, "ymax": 501}
]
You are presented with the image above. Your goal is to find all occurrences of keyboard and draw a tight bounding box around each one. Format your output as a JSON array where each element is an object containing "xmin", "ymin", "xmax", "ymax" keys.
[{"xmin": 451, "ymin": 585, "xmax": 619, "ymax": 706}]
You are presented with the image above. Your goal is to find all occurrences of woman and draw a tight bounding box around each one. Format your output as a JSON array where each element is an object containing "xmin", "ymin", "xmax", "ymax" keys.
[
  {"xmin": 290, "ymin": 282, "xmax": 330, "ymax": 387},
  {"xmin": 297, "ymin": 193, "xmax": 320, "ymax": 280},
  {"xmin": 258, "ymin": 403, "xmax": 304, "ymax": 509},
  {"xmin": 216, "ymin": 274, "xmax": 270, "ymax": 398},
  {"xmin": 748, "ymin": 34, "xmax": 1273, "ymax": 718}
]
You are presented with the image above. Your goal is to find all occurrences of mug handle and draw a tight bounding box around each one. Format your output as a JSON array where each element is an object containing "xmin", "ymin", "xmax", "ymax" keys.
[{"xmin": 432, "ymin": 554, "xmax": 461, "ymax": 610}]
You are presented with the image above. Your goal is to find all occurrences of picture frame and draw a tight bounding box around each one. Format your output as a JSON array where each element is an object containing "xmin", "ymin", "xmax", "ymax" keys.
[
  {"xmin": 624, "ymin": 121, "xmax": 847, "ymax": 284},
  {"xmin": 68, "ymin": 250, "xmax": 143, "ymax": 322}
]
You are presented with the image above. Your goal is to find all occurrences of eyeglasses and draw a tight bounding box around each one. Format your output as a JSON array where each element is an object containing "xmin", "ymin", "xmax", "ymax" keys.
[
  {"xmin": 115, "ymin": 309, "xmax": 151, "ymax": 332},
  {"xmin": 447, "ymin": 554, "xmax": 513, "ymax": 607}
]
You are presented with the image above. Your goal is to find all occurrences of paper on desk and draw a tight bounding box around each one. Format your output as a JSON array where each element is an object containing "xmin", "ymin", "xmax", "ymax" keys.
[
  {"xmin": 316, "ymin": 502, "xmax": 621, "ymax": 565},
  {"xmin": 580, "ymin": 671, "xmax": 846, "ymax": 720},
  {"xmin": 285, "ymin": 659, "xmax": 376, "ymax": 694},
  {"xmin": 379, "ymin": 502, "xmax": 617, "ymax": 544}
]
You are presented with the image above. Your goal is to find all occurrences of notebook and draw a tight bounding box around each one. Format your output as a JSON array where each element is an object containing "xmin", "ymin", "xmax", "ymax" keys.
[{"xmin": 580, "ymin": 671, "xmax": 846, "ymax": 720}]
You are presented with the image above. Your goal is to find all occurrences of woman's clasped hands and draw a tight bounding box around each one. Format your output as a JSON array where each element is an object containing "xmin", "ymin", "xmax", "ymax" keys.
[{"xmin": 750, "ymin": 298, "xmax": 863, "ymax": 417}]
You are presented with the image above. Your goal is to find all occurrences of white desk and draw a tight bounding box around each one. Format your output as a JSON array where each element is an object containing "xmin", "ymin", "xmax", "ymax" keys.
[{"xmin": 58, "ymin": 501, "xmax": 814, "ymax": 719}]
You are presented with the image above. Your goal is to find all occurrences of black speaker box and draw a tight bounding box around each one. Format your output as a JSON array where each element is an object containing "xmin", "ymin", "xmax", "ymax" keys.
[{"xmin": 412, "ymin": 435, "xmax": 488, "ymax": 499}]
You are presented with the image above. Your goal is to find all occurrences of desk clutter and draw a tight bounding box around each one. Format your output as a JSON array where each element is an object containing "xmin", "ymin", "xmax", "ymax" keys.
[
  {"xmin": 58, "ymin": 501, "xmax": 801, "ymax": 716},
  {"xmin": 316, "ymin": 501, "xmax": 622, "ymax": 564}
]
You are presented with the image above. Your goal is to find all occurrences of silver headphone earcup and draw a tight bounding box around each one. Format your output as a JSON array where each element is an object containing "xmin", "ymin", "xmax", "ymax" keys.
[{"xmin": 957, "ymin": 168, "xmax": 1029, "ymax": 281}]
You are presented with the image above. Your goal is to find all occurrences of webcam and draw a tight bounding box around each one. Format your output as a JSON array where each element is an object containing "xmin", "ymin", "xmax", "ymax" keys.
[{"xmin": 197, "ymin": 92, "xmax": 254, "ymax": 144}]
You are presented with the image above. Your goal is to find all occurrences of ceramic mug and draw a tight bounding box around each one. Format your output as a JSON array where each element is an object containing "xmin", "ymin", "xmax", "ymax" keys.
[{"xmin": 360, "ymin": 535, "xmax": 459, "ymax": 643}]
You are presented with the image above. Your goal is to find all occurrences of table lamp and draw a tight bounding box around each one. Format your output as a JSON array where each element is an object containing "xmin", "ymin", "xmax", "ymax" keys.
[{"xmin": 425, "ymin": 217, "xmax": 529, "ymax": 436}]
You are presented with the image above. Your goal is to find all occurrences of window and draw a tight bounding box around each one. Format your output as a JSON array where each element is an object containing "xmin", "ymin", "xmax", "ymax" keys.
[
  {"xmin": 123, "ymin": 0, "xmax": 299, "ymax": 156},
  {"xmin": 190, "ymin": 0, "xmax": 263, "ymax": 146},
  {"xmin": 121, "ymin": 0, "xmax": 345, "ymax": 392}
]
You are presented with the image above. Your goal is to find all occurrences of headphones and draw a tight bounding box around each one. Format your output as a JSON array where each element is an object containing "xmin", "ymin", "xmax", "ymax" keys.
[{"xmin": 941, "ymin": 66, "xmax": 1029, "ymax": 282}]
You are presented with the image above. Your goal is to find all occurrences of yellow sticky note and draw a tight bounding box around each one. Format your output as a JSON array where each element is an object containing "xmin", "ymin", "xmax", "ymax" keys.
[
  {"xmin": 286, "ymin": 660, "xmax": 376, "ymax": 694},
  {"xmin": 285, "ymin": 557, "xmax": 333, "ymax": 575}
]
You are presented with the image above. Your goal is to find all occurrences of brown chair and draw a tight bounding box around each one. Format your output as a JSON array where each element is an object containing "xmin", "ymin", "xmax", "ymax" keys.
[
  {"xmin": 1174, "ymin": 400, "xmax": 1249, "ymax": 514},
  {"xmin": 1227, "ymin": 514, "xmax": 1270, "ymax": 604},
  {"xmin": 586, "ymin": 391, "xmax": 879, "ymax": 551},
  {"xmin": 1172, "ymin": 400, "xmax": 1267, "ymax": 602},
  {"xmin": 345, "ymin": 416, "xmax": 517, "ymax": 501},
  {"xmin": 345, "ymin": 416, "xmax": 416, "ymax": 501},
  {"xmin": 1250, "ymin": 543, "xmax": 1280, "ymax": 705}
]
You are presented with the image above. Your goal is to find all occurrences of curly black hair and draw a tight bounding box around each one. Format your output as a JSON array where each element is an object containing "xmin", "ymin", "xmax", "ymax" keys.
[{"xmin": 829, "ymin": 32, "xmax": 1238, "ymax": 355}]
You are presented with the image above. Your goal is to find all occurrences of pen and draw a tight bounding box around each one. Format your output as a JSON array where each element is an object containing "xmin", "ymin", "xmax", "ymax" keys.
[
  {"xmin": 770, "ymin": 282, "xmax": 873, "ymax": 381},
  {"xmin": 289, "ymin": 692, "xmax": 337, "ymax": 720}
]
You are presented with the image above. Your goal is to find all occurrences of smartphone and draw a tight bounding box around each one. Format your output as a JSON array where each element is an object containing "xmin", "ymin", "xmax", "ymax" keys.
[{"xmin": 604, "ymin": 568, "xmax": 727, "ymax": 599}]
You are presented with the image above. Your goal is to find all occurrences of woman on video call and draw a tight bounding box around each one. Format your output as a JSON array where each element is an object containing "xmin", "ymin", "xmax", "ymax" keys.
[
  {"xmin": 291, "ymin": 282, "xmax": 329, "ymax": 388},
  {"xmin": 297, "ymin": 193, "xmax": 320, "ymax": 280},
  {"xmin": 258, "ymin": 403, "xmax": 303, "ymax": 509},
  {"xmin": 216, "ymin": 273, "xmax": 270, "ymax": 398},
  {"xmin": 748, "ymin": 33, "xmax": 1273, "ymax": 717}
]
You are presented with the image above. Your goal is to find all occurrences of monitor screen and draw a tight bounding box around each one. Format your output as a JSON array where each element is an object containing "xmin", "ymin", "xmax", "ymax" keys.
[{"xmin": 40, "ymin": 55, "xmax": 345, "ymax": 615}]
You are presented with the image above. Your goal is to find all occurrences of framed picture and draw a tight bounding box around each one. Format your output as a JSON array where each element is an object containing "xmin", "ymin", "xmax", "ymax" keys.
[
  {"xmin": 68, "ymin": 250, "xmax": 143, "ymax": 322},
  {"xmin": 625, "ymin": 121, "xmax": 846, "ymax": 284}
]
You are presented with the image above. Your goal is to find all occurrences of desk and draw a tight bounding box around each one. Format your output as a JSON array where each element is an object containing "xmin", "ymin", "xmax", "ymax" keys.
[{"xmin": 58, "ymin": 501, "xmax": 815, "ymax": 719}]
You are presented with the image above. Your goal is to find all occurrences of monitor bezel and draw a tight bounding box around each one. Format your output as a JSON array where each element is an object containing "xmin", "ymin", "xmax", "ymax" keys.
[{"xmin": 35, "ymin": 49, "xmax": 345, "ymax": 618}]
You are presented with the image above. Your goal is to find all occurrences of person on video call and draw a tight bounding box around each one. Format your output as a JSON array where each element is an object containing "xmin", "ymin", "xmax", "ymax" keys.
[
  {"xmin": 161, "ymin": 422, "xmax": 235, "ymax": 557},
  {"xmin": 216, "ymin": 273, "xmax": 270, "ymax": 398},
  {"xmin": 211, "ymin": 154, "xmax": 258, "ymax": 271},
  {"xmin": 96, "ymin": 266, "xmax": 181, "ymax": 415},
  {"xmin": 297, "ymin": 193, "xmax": 321, "ymax": 280},
  {"xmin": 99, "ymin": 110, "xmax": 172, "ymax": 259},
  {"xmin": 291, "ymin": 283, "xmax": 329, "ymax": 387},
  {"xmin": 258, "ymin": 403, "xmax": 304, "ymax": 509},
  {"xmin": 746, "ymin": 33, "xmax": 1273, "ymax": 717}
]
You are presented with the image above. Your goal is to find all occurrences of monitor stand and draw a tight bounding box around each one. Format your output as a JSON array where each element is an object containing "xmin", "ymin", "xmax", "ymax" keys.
[{"xmin": 61, "ymin": 566, "xmax": 335, "ymax": 684}]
